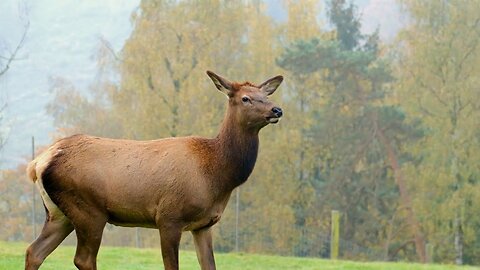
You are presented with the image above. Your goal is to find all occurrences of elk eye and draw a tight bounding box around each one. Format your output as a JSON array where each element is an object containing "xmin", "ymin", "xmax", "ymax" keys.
[{"xmin": 242, "ymin": 96, "xmax": 250, "ymax": 103}]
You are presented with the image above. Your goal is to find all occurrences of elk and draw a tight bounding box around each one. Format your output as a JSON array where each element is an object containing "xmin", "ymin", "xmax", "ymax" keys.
[{"xmin": 25, "ymin": 71, "xmax": 283, "ymax": 270}]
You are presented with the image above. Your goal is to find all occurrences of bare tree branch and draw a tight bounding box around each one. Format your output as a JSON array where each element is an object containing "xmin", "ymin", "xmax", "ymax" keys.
[
  {"xmin": 407, "ymin": 69, "xmax": 449, "ymax": 108},
  {"xmin": 0, "ymin": 102, "xmax": 8, "ymax": 151},
  {"xmin": 146, "ymin": 67, "xmax": 172, "ymax": 111},
  {"xmin": 0, "ymin": 21, "xmax": 29, "ymax": 77},
  {"xmin": 98, "ymin": 36, "xmax": 122, "ymax": 62}
]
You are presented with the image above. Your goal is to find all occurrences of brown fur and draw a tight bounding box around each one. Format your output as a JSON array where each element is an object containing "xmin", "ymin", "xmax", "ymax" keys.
[
  {"xmin": 24, "ymin": 71, "xmax": 283, "ymax": 270},
  {"xmin": 231, "ymin": 81, "xmax": 258, "ymax": 90},
  {"xmin": 26, "ymin": 161, "xmax": 37, "ymax": 182}
]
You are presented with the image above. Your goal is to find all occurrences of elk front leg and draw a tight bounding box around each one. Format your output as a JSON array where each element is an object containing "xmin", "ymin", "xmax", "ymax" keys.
[
  {"xmin": 159, "ymin": 225, "xmax": 182, "ymax": 270},
  {"xmin": 192, "ymin": 227, "xmax": 216, "ymax": 270}
]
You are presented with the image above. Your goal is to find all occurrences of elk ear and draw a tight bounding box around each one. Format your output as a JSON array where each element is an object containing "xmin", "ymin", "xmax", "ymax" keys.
[
  {"xmin": 206, "ymin": 70, "xmax": 233, "ymax": 96},
  {"xmin": 259, "ymin": 75, "xmax": 283, "ymax": 96}
]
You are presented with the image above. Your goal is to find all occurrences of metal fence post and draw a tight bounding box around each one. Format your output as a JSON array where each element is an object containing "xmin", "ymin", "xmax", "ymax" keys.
[
  {"xmin": 32, "ymin": 136, "xmax": 37, "ymax": 240},
  {"xmin": 235, "ymin": 188, "xmax": 240, "ymax": 252},
  {"xmin": 136, "ymin": 228, "xmax": 141, "ymax": 248}
]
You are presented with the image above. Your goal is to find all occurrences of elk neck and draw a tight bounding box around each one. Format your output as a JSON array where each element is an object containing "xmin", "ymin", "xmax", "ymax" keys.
[{"xmin": 212, "ymin": 106, "xmax": 260, "ymax": 190}]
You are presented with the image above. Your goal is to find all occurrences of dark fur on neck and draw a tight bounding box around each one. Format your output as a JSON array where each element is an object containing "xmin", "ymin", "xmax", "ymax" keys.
[{"xmin": 188, "ymin": 108, "xmax": 260, "ymax": 191}]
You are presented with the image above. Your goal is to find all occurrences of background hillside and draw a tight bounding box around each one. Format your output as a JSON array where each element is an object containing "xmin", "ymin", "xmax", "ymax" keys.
[{"xmin": 0, "ymin": 0, "xmax": 138, "ymax": 167}]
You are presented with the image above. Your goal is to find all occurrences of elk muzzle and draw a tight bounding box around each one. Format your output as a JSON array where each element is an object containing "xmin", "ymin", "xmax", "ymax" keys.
[
  {"xmin": 272, "ymin": 107, "xmax": 283, "ymax": 118},
  {"xmin": 267, "ymin": 107, "xmax": 283, "ymax": 124}
]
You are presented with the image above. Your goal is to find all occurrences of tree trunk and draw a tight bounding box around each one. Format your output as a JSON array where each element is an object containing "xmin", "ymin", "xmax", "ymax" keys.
[
  {"xmin": 450, "ymin": 125, "xmax": 463, "ymax": 265},
  {"xmin": 377, "ymin": 129, "xmax": 427, "ymax": 263}
]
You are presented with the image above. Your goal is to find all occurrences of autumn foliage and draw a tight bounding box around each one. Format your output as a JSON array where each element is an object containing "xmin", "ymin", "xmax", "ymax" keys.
[{"xmin": 2, "ymin": 0, "xmax": 480, "ymax": 265}]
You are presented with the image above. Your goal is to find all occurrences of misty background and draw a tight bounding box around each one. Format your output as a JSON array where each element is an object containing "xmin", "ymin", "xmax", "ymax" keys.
[
  {"xmin": 1, "ymin": 0, "xmax": 479, "ymax": 266},
  {"xmin": 0, "ymin": 0, "xmax": 402, "ymax": 168}
]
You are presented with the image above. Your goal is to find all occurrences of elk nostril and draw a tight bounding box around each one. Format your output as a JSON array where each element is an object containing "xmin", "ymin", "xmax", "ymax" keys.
[{"xmin": 272, "ymin": 107, "xmax": 283, "ymax": 117}]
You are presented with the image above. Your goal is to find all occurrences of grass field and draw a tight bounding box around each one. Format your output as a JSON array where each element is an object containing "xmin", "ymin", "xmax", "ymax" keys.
[{"xmin": 1, "ymin": 241, "xmax": 479, "ymax": 270}]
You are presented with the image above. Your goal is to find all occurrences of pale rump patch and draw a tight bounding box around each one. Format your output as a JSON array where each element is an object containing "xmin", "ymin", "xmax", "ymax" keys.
[
  {"xmin": 35, "ymin": 177, "xmax": 66, "ymax": 220},
  {"xmin": 28, "ymin": 145, "xmax": 67, "ymax": 220},
  {"xmin": 34, "ymin": 146, "xmax": 60, "ymax": 180}
]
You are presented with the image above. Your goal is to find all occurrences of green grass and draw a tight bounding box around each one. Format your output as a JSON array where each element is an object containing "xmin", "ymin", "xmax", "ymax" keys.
[{"xmin": 1, "ymin": 241, "xmax": 478, "ymax": 270}]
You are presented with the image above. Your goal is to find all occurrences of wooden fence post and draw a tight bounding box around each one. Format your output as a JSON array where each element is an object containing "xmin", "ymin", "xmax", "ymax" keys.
[
  {"xmin": 331, "ymin": 210, "xmax": 340, "ymax": 260},
  {"xmin": 426, "ymin": 243, "xmax": 434, "ymax": 263}
]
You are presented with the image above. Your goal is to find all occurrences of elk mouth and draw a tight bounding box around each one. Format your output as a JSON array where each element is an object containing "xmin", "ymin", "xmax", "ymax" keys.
[{"xmin": 266, "ymin": 117, "xmax": 280, "ymax": 124}]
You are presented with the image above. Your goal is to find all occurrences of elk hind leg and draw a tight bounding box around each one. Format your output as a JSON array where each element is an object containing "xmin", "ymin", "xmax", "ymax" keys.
[
  {"xmin": 25, "ymin": 214, "xmax": 74, "ymax": 270},
  {"xmin": 72, "ymin": 214, "xmax": 107, "ymax": 270}
]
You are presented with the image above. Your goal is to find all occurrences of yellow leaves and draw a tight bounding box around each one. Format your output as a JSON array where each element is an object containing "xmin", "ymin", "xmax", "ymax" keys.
[
  {"xmin": 340, "ymin": 104, "xmax": 350, "ymax": 114},
  {"xmin": 354, "ymin": 158, "xmax": 366, "ymax": 173},
  {"xmin": 284, "ymin": 0, "xmax": 322, "ymax": 42},
  {"xmin": 397, "ymin": 0, "xmax": 480, "ymax": 201},
  {"xmin": 396, "ymin": 2, "xmax": 480, "ymax": 252}
]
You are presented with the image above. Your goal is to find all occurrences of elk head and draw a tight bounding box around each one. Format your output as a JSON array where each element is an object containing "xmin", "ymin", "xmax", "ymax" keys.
[{"xmin": 206, "ymin": 71, "xmax": 283, "ymax": 131}]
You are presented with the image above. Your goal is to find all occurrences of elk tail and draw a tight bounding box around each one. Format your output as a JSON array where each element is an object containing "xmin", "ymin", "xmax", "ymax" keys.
[{"xmin": 26, "ymin": 159, "xmax": 38, "ymax": 182}]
